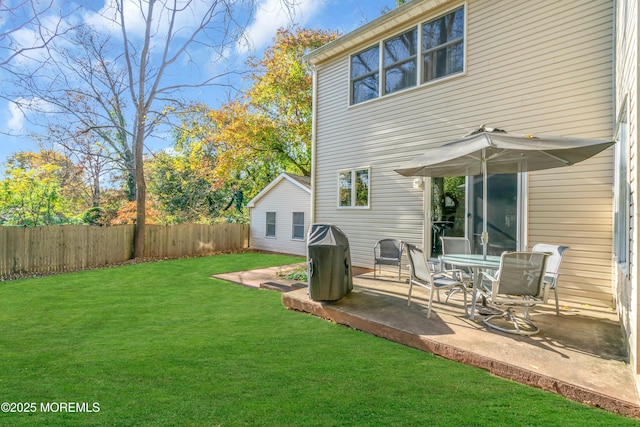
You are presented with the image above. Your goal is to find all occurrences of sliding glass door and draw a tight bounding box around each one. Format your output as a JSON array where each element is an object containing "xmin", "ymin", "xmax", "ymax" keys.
[{"xmin": 430, "ymin": 174, "xmax": 522, "ymax": 256}]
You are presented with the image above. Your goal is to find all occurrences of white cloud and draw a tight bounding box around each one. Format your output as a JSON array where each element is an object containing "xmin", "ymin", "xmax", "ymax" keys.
[
  {"xmin": 7, "ymin": 102, "xmax": 25, "ymax": 132},
  {"xmin": 82, "ymin": 0, "xmax": 224, "ymax": 41},
  {"xmin": 5, "ymin": 98, "xmax": 55, "ymax": 133},
  {"xmin": 237, "ymin": 0, "xmax": 326, "ymax": 54}
]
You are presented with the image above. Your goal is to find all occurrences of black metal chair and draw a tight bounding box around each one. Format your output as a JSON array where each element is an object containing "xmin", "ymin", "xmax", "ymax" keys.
[{"xmin": 373, "ymin": 239, "xmax": 404, "ymax": 280}]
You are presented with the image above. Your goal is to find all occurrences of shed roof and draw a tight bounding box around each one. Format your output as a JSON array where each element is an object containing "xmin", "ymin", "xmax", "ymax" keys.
[{"xmin": 246, "ymin": 173, "xmax": 311, "ymax": 208}]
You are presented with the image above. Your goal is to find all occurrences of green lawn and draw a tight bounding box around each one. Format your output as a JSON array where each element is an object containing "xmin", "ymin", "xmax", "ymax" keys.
[{"xmin": 0, "ymin": 252, "xmax": 637, "ymax": 426}]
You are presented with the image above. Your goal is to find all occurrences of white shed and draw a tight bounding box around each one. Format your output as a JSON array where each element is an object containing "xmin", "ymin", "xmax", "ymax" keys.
[{"xmin": 247, "ymin": 173, "xmax": 311, "ymax": 256}]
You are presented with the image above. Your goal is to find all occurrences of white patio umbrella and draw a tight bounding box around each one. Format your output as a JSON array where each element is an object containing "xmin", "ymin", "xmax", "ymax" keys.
[{"xmin": 394, "ymin": 125, "xmax": 615, "ymax": 257}]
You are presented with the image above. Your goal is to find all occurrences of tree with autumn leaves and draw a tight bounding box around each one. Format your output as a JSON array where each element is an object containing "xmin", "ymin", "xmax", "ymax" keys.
[
  {"xmin": 1, "ymin": 27, "xmax": 338, "ymax": 227},
  {"xmin": 165, "ymin": 27, "xmax": 338, "ymax": 213}
]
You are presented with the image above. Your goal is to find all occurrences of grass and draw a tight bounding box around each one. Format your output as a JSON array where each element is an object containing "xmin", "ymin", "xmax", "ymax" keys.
[{"xmin": 0, "ymin": 252, "xmax": 637, "ymax": 426}]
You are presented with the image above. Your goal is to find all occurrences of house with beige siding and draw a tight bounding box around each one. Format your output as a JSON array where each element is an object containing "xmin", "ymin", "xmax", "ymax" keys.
[
  {"xmin": 306, "ymin": 0, "xmax": 640, "ymax": 399},
  {"xmin": 247, "ymin": 173, "xmax": 311, "ymax": 256}
]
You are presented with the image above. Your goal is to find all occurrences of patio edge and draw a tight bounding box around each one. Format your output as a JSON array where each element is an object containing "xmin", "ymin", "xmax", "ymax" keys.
[{"xmin": 282, "ymin": 291, "xmax": 640, "ymax": 419}]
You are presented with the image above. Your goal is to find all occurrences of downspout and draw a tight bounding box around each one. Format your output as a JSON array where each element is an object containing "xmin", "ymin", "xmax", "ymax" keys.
[{"xmin": 310, "ymin": 64, "xmax": 318, "ymax": 224}]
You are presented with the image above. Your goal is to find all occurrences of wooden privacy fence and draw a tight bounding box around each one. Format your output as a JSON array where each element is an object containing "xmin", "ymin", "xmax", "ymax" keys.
[{"xmin": 0, "ymin": 223, "xmax": 249, "ymax": 278}]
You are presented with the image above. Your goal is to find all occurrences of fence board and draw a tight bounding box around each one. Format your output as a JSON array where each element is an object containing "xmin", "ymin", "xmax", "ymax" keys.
[{"xmin": 0, "ymin": 223, "xmax": 248, "ymax": 278}]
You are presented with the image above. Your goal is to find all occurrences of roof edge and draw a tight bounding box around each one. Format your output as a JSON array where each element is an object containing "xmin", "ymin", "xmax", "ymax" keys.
[
  {"xmin": 304, "ymin": 0, "xmax": 452, "ymax": 65},
  {"xmin": 247, "ymin": 173, "xmax": 311, "ymax": 208}
]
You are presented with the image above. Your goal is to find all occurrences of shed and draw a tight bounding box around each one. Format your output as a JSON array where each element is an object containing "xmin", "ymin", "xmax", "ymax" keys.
[{"xmin": 247, "ymin": 173, "xmax": 311, "ymax": 256}]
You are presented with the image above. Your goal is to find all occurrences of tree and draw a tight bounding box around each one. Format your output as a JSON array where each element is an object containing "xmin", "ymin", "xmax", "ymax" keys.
[
  {"xmin": 147, "ymin": 149, "xmax": 231, "ymax": 224},
  {"xmin": 0, "ymin": 151, "xmax": 87, "ymax": 225},
  {"xmin": 5, "ymin": 1, "xmax": 292, "ymax": 257},
  {"xmin": 47, "ymin": 123, "xmax": 117, "ymax": 208},
  {"xmin": 192, "ymin": 27, "xmax": 338, "ymax": 203},
  {"xmin": 0, "ymin": 1, "xmax": 77, "ymax": 70}
]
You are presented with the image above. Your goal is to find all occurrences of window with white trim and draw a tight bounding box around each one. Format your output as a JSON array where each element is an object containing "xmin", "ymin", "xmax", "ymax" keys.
[
  {"xmin": 349, "ymin": 5, "xmax": 465, "ymax": 105},
  {"xmin": 266, "ymin": 212, "xmax": 276, "ymax": 237},
  {"xmin": 422, "ymin": 6, "xmax": 464, "ymax": 83},
  {"xmin": 292, "ymin": 212, "xmax": 305, "ymax": 240},
  {"xmin": 338, "ymin": 168, "xmax": 370, "ymax": 208},
  {"xmin": 614, "ymin": 109, "xmax": 629, "ymax": 271},
  {"xmin": 350, "ymin": 45, "xmax": 379, "ymax": 104},
  {"xmin": 384, "ymin": 28, "xmax": 417, "ymax": 94}
]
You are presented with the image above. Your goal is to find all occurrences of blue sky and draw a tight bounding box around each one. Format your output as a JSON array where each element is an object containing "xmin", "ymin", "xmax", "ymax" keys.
[{"xmin": 0, "ymin": 0, "xmax": 398, "ymax": 167}]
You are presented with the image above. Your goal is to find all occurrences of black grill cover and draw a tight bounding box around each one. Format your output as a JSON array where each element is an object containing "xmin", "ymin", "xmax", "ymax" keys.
[{"xmin": 307, "ymin": 224, "xmax": 353, "ymax": 301}]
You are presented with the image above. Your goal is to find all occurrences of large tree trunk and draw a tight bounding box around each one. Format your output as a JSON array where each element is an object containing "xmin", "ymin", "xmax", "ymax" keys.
[{"xmin": 133, "ymin": 126, "xmax": 146, "ymax": 258}]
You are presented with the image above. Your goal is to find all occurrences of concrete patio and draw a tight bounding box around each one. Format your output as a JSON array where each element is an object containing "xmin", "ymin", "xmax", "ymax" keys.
[{"xmin": 214, "ymin": 265, "xmax": 640, "ymax": 419}]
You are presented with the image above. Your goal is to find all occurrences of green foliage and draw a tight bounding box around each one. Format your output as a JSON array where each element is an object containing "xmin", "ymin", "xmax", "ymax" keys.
[
  {"xmin": 1, "ymin": 28, "xmax": 339, "ymax": 227},
  {"xmin": 146, "ymin": 150, "xmax": 232, "ymax": 224},
  {"xmin": 282, "ymin": 266, "xmax": 308, "ymax": 281},
  {"xmin": 81, "ymin": 206, "xmax": 104, "ymax": 225},
  {"xmin": 1, "ymin": 161, "xmax": 69, "ymax": 226},
  {"xmin": 176, "ymin": 28, "xmax": 340, "ymax": 211}
]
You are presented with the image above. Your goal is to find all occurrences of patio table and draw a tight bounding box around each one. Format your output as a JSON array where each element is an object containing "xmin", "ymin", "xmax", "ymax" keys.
[{"xmin": 439, "ymin": 254, "xmax": 501, "ymax": 320}]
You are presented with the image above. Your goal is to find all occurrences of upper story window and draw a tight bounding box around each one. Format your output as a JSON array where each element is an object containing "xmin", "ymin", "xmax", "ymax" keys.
[
  {"xmin": 384, "ymin": 28, "xmax": 417, "ymax": 94},
  {"xmin": 349, "ymin": 5, "xmax": 465, "ymax": 105},
  {"xmin": 422, "ymin": 6, "xmax": 464, "ymax": 83},
  {"xmin": 350, "ymin": 45, "xmax": 379, "ymax": 104}
]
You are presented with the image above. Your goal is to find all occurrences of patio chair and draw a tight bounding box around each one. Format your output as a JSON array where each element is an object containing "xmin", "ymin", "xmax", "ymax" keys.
[
  {"xmin": 439, "ymin": 236, "xmax": 473, "ymax": 301},
  {"xmin": 479, "ymin": 251, "xmax": 549, "ymax": 335},
  {"xmin": 374, "ymin": 239, "xmax": 404, "ymax": 280},
  {"xmin": 406, "ymin": 243, "xmax": 468, "ymax": 319},
  {"xmin": 440, "ymin": 236, "xmax": 472, "ymax": 256},
  {"xmin": 532, "ymin": 243, "xmax": 570, "ymax": 315}
]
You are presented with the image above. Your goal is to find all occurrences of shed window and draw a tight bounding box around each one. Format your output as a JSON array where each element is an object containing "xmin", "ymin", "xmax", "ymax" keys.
[
  {"xmin": 338, "ymin": 168, "xmax": 370, "ymax": 208},
  {"xmin": 266, "ymin": 212, "xmax": 276, "ymax": 237},
  {"xmin": 292, "ymin": 212, "xmax": 305, "ymax": 240}
]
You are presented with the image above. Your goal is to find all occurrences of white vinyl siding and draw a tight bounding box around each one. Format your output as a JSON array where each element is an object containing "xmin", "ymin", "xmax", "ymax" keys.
[
  {"xmin": 312, "ymin": 0, "xmax": 614, "ymax": 307},
  {"xmin": 614, "ymin": 0, "xmax": 638, "ymax": 380},
  {"xmin": 250, "ymin": 178, "xmax": 310, "ymax": 257}
]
